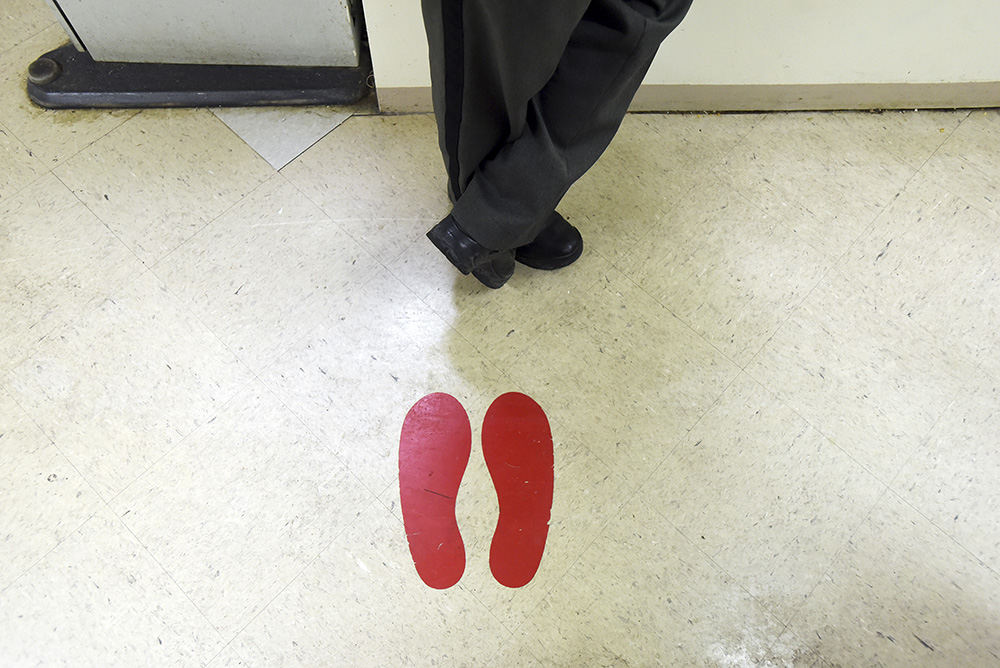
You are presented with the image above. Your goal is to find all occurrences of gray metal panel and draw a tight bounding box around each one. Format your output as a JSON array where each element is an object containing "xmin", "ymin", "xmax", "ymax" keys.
[{"xmin": 49, "ymin": 0, "xmax": 359, "ymax": 67}]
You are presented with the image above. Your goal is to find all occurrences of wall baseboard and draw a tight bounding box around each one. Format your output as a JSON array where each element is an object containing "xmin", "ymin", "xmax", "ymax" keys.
[{"xmin": 377, "ymin": 82, "xmax": 1000, "ymax": 114}]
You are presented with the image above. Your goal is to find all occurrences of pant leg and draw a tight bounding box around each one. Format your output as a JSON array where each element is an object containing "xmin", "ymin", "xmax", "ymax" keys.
[
  {"xmin": 421, "ymin": 1, "xmax": 591, "ymax": 205},
  {"xmin": 423, "ymin": 0, "xmax": 694, "ymax": 250}
]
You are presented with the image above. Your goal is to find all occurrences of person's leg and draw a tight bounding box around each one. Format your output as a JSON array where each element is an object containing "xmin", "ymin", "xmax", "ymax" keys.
[
  {"xmin": 421, "ymin": 1, "xmax": 592, "ymax": 210},
  {"xmin": 422, "ymin": 0, "xmax": 695, "ymax": 284},
  {"xmin": 452, "ymin": 0, "xmax": 695, "ymax": 250}
]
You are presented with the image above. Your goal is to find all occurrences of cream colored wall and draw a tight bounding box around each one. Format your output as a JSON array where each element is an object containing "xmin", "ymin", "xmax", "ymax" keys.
[{"xmin": 364, "ymin": 0, "xmax": 1000, "ymax": 110}]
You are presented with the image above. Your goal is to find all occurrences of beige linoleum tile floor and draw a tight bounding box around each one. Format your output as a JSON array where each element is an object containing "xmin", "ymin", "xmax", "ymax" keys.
[{"xmin": 3, "ymin": 8, "xmax": 1000, "ymax": 667}]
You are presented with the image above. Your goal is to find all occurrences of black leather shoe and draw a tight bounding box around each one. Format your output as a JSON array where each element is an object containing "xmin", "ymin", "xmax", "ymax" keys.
[
  {"xmin": 472, "ymin": 249, "xmax": 516, "ymax": 289},
  {"xmin": 515, "ymin": 212, "xmax": 583, "ymax": 270},
  {"xmin": 427, "ymin": 215, "xmax": 515, "ymax": 289}
]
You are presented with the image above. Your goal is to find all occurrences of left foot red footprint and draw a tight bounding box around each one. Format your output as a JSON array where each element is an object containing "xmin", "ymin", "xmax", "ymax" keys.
[
  {"xmin": 482, "ymin": 392, "xmax": 554, "ymax": 588},
  {"xmin": 399, "ymin": 393, "xmax": 471, "ymax": 590}
]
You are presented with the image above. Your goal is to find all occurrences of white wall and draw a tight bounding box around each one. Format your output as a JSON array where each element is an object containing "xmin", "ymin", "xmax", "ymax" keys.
[{"xmin": 364, "ymin": 0, "xmax": 1000, "ymax": 110}]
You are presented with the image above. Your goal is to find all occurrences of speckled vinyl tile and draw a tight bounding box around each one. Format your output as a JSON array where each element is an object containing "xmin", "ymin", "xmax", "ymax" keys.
[
  {"xmin": 280, "ymin": 114, "xmax": 451, "ymax": 264},
  {"xmin": 0, "ymin": 121, "xmax": 46, "ymax": 198},
  {"xmin": 505, "ymin": 268, "xmax": 740, "ymax": 488},
  {"xmin": 0, "ymin": 386, "xmax": 100, "ymax": 593},
  {"xmin": 233, "ymin": 502, "xmax": 510, "ymax": 666},
  {"xmin": 557, "ymin": 114, "xmax": 706, "ymax": 266},
  {"xmin": 514, "ymin": 494, "xmax": 785, "ymax": 665},
  {"xmin": 785, "ymin": 492, "xmax": 1000, "ymax": 666},
  {"xmin": 155, "ymin": 173, "xmax": 382, "ymax": 374},
  {"xmin": 0, "ymin": 173, "xmax": 144, "ymax": 376},
  {"xmin": 390, "ymin": 234, "xmax": 616, "ymax": 371},
  {"xmin": 638, "ymin": 112, "xmax": 764, "ymax": 168},
  {"xmin": 716, "ymin": 112, "xmax": 925, "ymax": 259},
  {"xmin": 641, "ymin": 373, "xmax": 886, "ymax": 625},
  {"xmin": 205, "ymin": 645, "xmax": 248, "ymax": 667},
  {"xmin": 4, "ymin": 271, "xmax": 256, "ymax": 500},
  {"xmin": 843, "ymin": 172, "xmax": 1000, "ymax": 378},
  {"xmin": 53, "ymin": 108, "xmax": 273, "ymax": 265},
  {"xmin": 110, "ymin": 381, "xmax": 374, "ymax": 640},
  {"xmin": 258, "ymin": 268, "xmax": 508, "ymax": 496},
  {"xmin": 746, "ymin": 269, "xmax": 969, "ymax": 484},
  {"xmin": 894, "ymin": 370, "xmax": 1000, "ymax": 574},
  {"xmin": 921, "ymin": 109, "xmax": 1000, "ymax": 223},
  {"xmin": 623, "ymin": 172, "xmax": 830, "ymax": 367},
  {"xmin": 0, "ymin": 506, "xmax": 225, "ymax": 665},
  {"xmin": 0, "ymin": 0, "xmax": 56, "ymax": 52},
  {"xmin": 0, "ymin": 27, "xmax": 137, "ymax": 167}
]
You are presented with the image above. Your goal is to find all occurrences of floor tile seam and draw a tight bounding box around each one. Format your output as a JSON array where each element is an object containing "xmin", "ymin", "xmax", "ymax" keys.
[
  {"xmin": 204, "ymin": 640, "xmax": 248, "ymax": 668},
  {"xmin": 142, "ymin": 167, "xmax": 290, "ymax": 274},
  {"xmin": 0, "ymin": 120, "xmax": 52, "ymax": 195},
  {"xmin": 485, "ymin": 637, "xmax": 543, "ymax": 667},
  {"xmin": 48, "ymin": 166, "xmax": 148, "ymax": 270},
  {"xmin": 630, "ymin": 372, "xmax": 848, "ymax": 636},
  {"xmin": 609, "ymin": 161, "xmax": 708, "ymax": 265},
  {"xmin": 275, "ymin": 165, "xmax": 392, "ymax": 270},
  {"xmin": 216, "ymin": 494, "xmax": 381, "ymax": 646},
  {"xmin": 0, "ymin": 507, "xmax": 101, "ymax": 598},
  {"xmin": 629, "ymin": 367, "xmax": 744, "ymax": 500},
  {"xmin": 330, "ymin": 214, "xmax": 445, "ymax": 267},
  {"xmin": 705, "ymin": 109, "xmax": 774, "ymax": 162},
  {"xmin": 144, "ymin": 173, "xmax": 367, "ymax": 382},
  {"xmin": 641, "ymin": 168, "xmax": 838, "ymax": 366},
  {"xmin": 207, "ymin": 107, "xmax": 287, "ymax": 171},
  {"xmin": 108, "ymin": 501, "xmax": 231, "ymax": 660},
  {"xmin": 146, "ymin": 170, "xmax": 281, "ymax": 270},
  {"xmin": 771, "ymin": 481, "xmax": 895, "ymax": 636},
  {"xmin": 735, "ymin": 276, "xmax": 927, "ymax": 491},
  {"xmin": 1, "ymin": 346, "xmax": 115, "ymax": 503},
  {"xmin": 918, "ymin": 154, "xmax": 1000, "ymax": 226},
  {"xmin": 911, "ymin": 111, "xmax": 1000, "ymax": 223},
  {"xmin": 627, "ymin": 489, "xmax": 793, "ymax": 651},
  {"xmin": 494, "ymin": 463, "xmax": 642, "ymax": 639},
  {"xmin": 249, "ymin": 353, "xmax": 391, "ymax": 505},
  {"xmin": 897, "ymin": 108, "xmax": 973, "ymax": 174},
  {"xmin": 878, "ymin": 475, "xmax": 1000, "ymax": 583},
  {"xmin": 879, "ymin": 486, "xmax": 1000, "ymax": 601},
  {"xmin": 708, "ymin": 120, "xmax": 921, "ymax": 247},
  {"xmin": 1, "ymin": 171, "xmax": 150, "ymax": 369},
  {"xmin": 262, "ymin": 109, "xmax": 364, "ymax": 170},
  {"xmin": 818, "ymin": 253, "xmax": 988, "ymax": 394},
  {"xmin": 1, "ymin": 20, "xmax": 58, "ymax": 58},
  {"xmin": 616, "ymin": 267, "xmax": 748, "ymax": 375},
  {"xmin": 242, "ymin": 260, "xmax": 393, "ymax": 386},
  {"xmin": 500, "ymin": 483, "xmax": 647, "ymax": 643},
  {"xmin": 105, "ymin": 377, "xmax": 265, "ymax": 510},
  {"xmin": 637, "ymin": 110, "xmax": 765, "ymax": 167},
  {"xmin": 738, "ymin": 246, "xmax": 845, "ymax": 373},
  {"xmin": 707, "ymin": 162, "xmax": 852, "ymax": 266},
  {"xmin": 740, "ymin": 352, "xmax": 918, "ymax": 493},
  {"xmin": 444, "ymin": 253, "xmax": 613, "ymax": 374},
  {"xmin": 43, "ymin": 107, "xmax": 141, "ymax": 172}
]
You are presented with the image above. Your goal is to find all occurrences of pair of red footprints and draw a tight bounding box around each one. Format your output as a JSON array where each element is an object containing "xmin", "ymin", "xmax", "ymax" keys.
[{"xmin": 399, "ymin": 392, "xmax": 554, "ymax": 590}]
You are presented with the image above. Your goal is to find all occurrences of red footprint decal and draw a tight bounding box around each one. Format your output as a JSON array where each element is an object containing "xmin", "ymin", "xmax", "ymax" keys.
[
  {"xmin": 399, "ymin": 393, "xmax": 471, "ymax": 590},
  {"xmin": 482, "ymin": 392, "xmax": 554, "ymax": 588}
]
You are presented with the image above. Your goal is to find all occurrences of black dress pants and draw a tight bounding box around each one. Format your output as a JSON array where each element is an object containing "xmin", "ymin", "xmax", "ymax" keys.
[{"xmin": 421, "ymin": 0, "xmax": 695, "ymax": 250}]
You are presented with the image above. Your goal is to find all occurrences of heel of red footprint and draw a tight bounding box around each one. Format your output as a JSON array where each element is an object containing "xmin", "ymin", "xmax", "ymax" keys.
[
  {"xmin": 399, "ymin": 393, "xmax": 471, "ymax": 590},
  {"xmin": 482, "ymin": 392, "xmax": 554, "ymax": 588}
]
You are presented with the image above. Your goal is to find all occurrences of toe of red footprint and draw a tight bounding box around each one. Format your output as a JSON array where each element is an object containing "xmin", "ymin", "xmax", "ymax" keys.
[
  {"xmin": 482, "ymin": 392, "xmax": 554, "ymax": 588},
  {"xmin": 399, "ymin": 393, "xmax": 471, "ymax": 590}
]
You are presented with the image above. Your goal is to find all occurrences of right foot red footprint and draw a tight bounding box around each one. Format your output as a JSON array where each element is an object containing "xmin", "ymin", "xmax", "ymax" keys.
[
  {"xmin": 482, "ymin": 392, "xmax": 554, "ymax": 588},
  {"xmin": 399, "ymin": 393, "xmax": 471, "ymax": 590}
]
